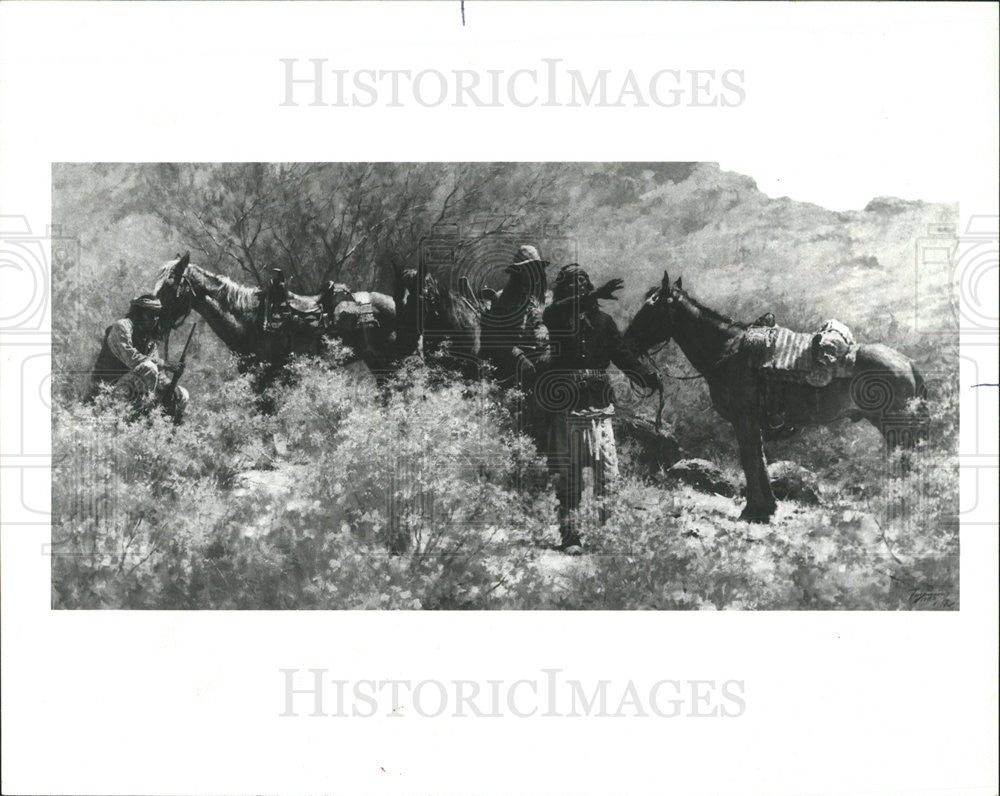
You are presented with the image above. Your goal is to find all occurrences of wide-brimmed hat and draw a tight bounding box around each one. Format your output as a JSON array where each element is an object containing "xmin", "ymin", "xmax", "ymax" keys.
[
  {"xmin": 130, "ymin": 294, "xmax": 162, "ymax": 312},
  {"xmin": 506, "ymin": 244, "xmax": 550, "ymax": 272}
]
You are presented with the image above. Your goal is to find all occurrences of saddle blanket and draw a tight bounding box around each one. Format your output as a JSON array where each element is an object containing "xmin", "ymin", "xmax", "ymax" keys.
[
  {"xmin": 742, "ymin": 325, "xmax": 857, "ymax": 383},
  {"xmin": 761, "ymin": 326, "xmax": 813, "ymax": 372}
]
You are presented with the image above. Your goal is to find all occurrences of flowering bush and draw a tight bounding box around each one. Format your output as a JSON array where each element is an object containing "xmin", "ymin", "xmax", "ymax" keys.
[
  {"xmin": 53, "ymin": 362, "xmax": 557, "ymax": 608},
  {"xmin": 52, "ymin": 346, "xmax": 958, "ymax": 610}
]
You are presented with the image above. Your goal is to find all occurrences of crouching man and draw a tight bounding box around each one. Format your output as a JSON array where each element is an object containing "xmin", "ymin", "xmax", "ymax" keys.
[
  {"xmin": 539, "ymin": 265, "xmax": 661, "ymax": 554},
  {"xmin": 87, "ymin": 295, "xmax": 188, "ymax": 423}
]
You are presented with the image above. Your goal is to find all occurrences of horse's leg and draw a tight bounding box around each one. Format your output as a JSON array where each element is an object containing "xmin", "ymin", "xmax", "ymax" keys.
[{"xmin": 733, "ymin": 413, "xmax": 776, "ymax": 523}]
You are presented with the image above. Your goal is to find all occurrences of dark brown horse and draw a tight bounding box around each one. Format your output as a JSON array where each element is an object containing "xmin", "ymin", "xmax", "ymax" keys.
[
  {"xmin": 625, "ymin": 272, "xmax": 929, "ymax": 522},
  {"xmin": 394, "ymin": 267, "xmax": 487, "ymax": 378},
  {"xmin": 154, "ymin": 254, "xmax": 397, "ymax": 388}
]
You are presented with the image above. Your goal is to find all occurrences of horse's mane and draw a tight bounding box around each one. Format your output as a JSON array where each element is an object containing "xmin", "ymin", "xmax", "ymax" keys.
[
  {"xmin": 153, "ymin": 261, "xmax": 176, "ymax": 293},
  {"xmin": 153, "ymin": 260, "xmax": 261, "ymax": 314},
  {"xmin": 204, "ymin": 269, "xmax": 261, "ymax": 313},
  {"xmin": 675, "ymin": 288, "xmax": 747, "ymax": 330},
  {"xmin": 642, "ymin": 281, "xmax": 749, "ymax": 334}
]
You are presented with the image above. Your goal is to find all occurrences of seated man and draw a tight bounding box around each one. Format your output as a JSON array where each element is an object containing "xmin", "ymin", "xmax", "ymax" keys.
[{"xmin": 88, "ymin": 294, "xmax": 188, "ymax": 423}]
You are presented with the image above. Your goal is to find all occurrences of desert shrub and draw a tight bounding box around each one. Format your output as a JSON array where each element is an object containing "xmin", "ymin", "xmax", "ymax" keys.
[
  {"xmin": 544, "ymin": 374, "xmax": 958, "ymax": 611},
  {"xmin": 261, "ymin": 360, "xmax": 556, "ymax": 608},
  {"xmin": 548, "ymin": 484, "xmax": 918, "ymax": 611},
  {"xmin": 51, "ymin": 373, "xmax": 276, "ymax": 608},
  {"xmin": 51, "ymin": 353, "xmax": 959, "ymax": 610},
  {"xmin": 52, "ymin": 361, "xmax": 561, "ymax": 609},
  {"xmin": 866, "ymin": 379, "xmax": 959, "ymax": 609}
]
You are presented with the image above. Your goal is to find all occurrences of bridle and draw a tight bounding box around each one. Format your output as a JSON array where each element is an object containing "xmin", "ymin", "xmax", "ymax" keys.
[
  {"xmin": 629, "ymin": 285, "xmax": 705, "ymax": 430},
  {"xmin": 159, "ymin": 273, "xmax": 195, "ymax": 359},
  {"xmin": 640, "ymin": 286, "xmax": 703, "ymax": 380}
]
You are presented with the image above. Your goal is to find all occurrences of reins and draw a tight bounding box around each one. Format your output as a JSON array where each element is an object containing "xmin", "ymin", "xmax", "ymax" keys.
[
  {"xmin": 632, "ymin": 354, "xmax": 703, "ymax": 433},
  {"xmin": 647, "ymin": 362, "xmax": 702, "ymax": 431},
  {"xmin": 637, "ymin": 304, "xmax": 706, "ymax": 430},
  {"xmin": 161, "ymin": 275, "xmax": 195, "ymax": 361},
  {"xmin": 643, "ymin": 347, "xmax": 705, "ymax": 382}
]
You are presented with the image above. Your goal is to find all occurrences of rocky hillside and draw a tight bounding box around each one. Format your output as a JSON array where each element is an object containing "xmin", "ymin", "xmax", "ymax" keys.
[{"xmin": 556, "ymin": 162, "xmax": 957, "ymax": 340}]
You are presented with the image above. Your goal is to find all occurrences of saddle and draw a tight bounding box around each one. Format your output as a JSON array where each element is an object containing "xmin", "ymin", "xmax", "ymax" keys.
[
  {"xmin": 263, "ymin": 274, "xmax": 379, "ymax": 336},
  {"xmin": 262, "ymin": 269, "xmax": 330, "ymax": 335},
  {"xmin": 265, "ymin": 295, "xmax": 328, "ymax": 335}
]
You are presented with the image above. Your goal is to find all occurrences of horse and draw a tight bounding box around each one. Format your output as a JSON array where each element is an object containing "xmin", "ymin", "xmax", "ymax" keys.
[
  {"xmin": 153, "ymin": 254, "xmax": 397, "ymax": 391},
  {"xmin": 624, "ymin": 271, "xmax": 929, "ymax": 523},
  {"xmin": 393, "ymin": 267, "xmax": 487, "ymax": 378}
]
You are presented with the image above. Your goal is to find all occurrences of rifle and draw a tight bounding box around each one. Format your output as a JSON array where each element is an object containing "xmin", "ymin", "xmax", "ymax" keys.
[{"xmin": 167, "ymin": 322, "xmax": 198, "ymax": 396}]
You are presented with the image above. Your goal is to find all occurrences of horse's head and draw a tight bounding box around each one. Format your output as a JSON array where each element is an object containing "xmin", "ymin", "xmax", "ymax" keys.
[
  {"xmin": 153, "ymin": 252, "xmax": 195, "ymax": 333},
  {"xmin": 625, "ymin": 271, "xmax": 685, "ymax": 353}
]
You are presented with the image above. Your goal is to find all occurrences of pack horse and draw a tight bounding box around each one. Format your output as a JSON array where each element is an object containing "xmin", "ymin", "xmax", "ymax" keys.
[{"xmin": 625, "ymin": 271, "xmax": 929, "ymax": 523}]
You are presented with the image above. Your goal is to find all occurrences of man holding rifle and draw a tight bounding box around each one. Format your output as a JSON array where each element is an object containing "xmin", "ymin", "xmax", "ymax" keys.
[{"xmin": 87, "ymin": 294, "xmax": 192, "ymax": 424}]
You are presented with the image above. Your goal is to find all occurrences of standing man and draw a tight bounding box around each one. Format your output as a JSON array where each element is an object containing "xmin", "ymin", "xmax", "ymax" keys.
[
  {"xmin": 480, "ymin": 244, "xmax": 551, "ymax": 438},
  {"xmin": 539, "ymin": 264, "xmax": 660, "ymax": 554},
  {"xmin": 88, "ymin": 294, "xmax": 189, "ymax": 423},
  {"xmin": 480, "ymin": 244, "xmax": 550, "ymax": 385}
]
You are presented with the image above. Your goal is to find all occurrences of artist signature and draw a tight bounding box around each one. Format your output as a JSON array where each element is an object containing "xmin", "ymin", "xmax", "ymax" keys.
[{"xmin": 908, "ymin": 589, "xmax": 957, "ymax": 609}]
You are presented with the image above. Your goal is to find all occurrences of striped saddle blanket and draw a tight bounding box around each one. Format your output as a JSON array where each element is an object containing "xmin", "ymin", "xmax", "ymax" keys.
[{"xmin": 741, "ymin": 325, "xmax": 857, "ymax": 384}]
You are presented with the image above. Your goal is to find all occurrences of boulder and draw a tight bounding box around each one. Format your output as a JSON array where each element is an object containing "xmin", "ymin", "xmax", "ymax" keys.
[
  {"xmin": 614, "ymin": 416, "xmax": 682, "ymax": 474},
  {"xmin": 768, "ymin": 460, "xmax": 822, "ymax": 505},
  {"xmin": 666, "ymin": 458, "xmax": 738, "ymax": 497}
]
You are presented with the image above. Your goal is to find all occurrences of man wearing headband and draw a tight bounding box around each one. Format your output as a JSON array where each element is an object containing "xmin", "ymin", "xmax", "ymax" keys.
[
  {"xmin": 88, "ymin": 294, "xmax": 189, "ymax": 422},
  {"xmin": 539, "ymin": 264, "xmax": 661, "ymax": 554}
]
